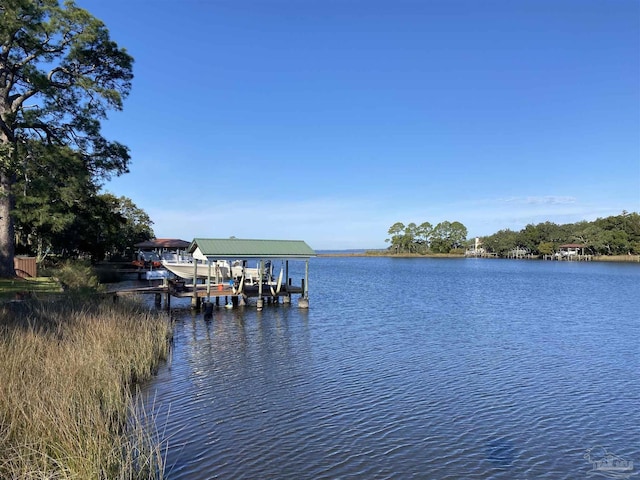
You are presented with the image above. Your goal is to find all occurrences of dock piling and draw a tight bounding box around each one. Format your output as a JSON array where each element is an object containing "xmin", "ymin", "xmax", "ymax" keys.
[{"xmin": 191, "ymin": 295, "xmax": 200, "ymax": 310}]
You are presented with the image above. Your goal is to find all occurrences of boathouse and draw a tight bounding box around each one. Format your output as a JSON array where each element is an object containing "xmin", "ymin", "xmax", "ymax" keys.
[
  {"xmin": 131, "ymin": 238, "xmax": 191, "ymax": 275},
  {"xmin": 187, "ymin": 238, "xmax": 315, "ymax": 310},
  {"xmin": 134, "ymin": 238, "xmax": 191, "ymax": 253},
  {"xmin": 558, "ymin": 243, "xmax": 586, "ymax": 257}
]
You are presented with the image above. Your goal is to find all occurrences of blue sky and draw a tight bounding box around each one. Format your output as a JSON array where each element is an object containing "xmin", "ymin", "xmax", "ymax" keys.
[{"xmin": 77, "ymin": 0, "xmax": 639, "ymax": 250}]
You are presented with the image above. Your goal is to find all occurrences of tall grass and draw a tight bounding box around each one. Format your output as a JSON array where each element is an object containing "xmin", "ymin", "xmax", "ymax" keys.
[{"xmin": 0, "ymin": 297, "xmax": 172, "ymax": 479}]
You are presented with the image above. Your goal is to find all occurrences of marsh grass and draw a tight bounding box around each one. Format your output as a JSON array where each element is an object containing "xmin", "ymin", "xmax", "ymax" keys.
[
  {"xmin": 0, "ymin": 297, "xmax": 172, "ymax": 479},
  {"xmin": 593, "ymin": 254, "xmax": 640, "ymax": 262}
]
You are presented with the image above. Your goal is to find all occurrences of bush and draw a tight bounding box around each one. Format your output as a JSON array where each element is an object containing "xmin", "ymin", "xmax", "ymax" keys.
[{"xmin": 53, "ymin": 260, "xmax": 103, "ymax": 293}]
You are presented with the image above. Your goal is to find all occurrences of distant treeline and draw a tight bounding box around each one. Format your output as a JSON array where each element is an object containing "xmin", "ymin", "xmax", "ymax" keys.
[
  {"xmin": 385, "ymin": 221, "xmax": 468, "ymax": 254},
  {"xmin": 384, "ymin": 212, "xmax": 640, "ymax": 257},
  {"xmin": 480, "ymin": 211, "xmax": 640, "ymax": 257}
]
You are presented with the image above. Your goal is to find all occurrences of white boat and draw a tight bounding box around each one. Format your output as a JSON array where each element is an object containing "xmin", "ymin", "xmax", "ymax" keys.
[
  {"xmin": 229, "ymin": 260, "xmax": 266, "ymax": 285},
  {"xmin": 161, "ymin": 255, "xmax": 271, "ymax": 285},
  {"xmin": 161, "ymin": 257, "xmax": 231, "ymax": 280}
]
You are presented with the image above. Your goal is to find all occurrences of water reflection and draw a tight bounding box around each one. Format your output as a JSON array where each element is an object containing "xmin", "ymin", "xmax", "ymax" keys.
[{"xmin": 139, "ymin": 258, "xmax": 640, "ymax": 479}]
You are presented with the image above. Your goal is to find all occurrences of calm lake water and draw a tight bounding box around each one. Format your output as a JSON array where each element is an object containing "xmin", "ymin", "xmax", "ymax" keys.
[{"xmin": 138, "ymin": 257, "xmax": 640, "ymax": 479}]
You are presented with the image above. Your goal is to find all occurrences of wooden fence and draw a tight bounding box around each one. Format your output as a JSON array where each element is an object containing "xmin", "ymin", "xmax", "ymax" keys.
[{"xmin": 14, "ymin": 256, "xmax": 37, "ymax": 278}]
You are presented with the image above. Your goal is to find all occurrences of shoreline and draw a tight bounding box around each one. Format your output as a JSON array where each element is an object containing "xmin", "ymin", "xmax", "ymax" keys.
[{"xmin": 317, "ymin": 253, "xmax": 640, "ymax": 263}]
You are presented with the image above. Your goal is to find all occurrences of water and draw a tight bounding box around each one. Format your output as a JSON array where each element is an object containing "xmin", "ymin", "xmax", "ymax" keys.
[{"xmin": 139, "ymin": 257, "xmax": 640, "ymax": 479}]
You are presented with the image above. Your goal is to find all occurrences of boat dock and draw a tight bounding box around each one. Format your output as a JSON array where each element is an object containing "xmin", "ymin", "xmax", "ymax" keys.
[
  {"xmin": 111, "ymin": 278, "xmax": 306, "ymax": 311},
  {"xmin": 113, "ymin": 237, "xmax": 315, "ymax": 311}
]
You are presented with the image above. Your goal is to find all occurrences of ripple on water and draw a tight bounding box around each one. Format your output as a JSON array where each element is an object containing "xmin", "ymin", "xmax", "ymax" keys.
[{"xmin": 139, "ymin": 258, "xmax": 640, "ymax": 479}]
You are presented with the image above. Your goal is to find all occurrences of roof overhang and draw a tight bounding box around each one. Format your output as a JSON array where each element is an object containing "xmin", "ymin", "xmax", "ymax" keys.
[
  {"xmin": 187, "ymin": 238, "xmax": 316, "ymax": 260},
  {"xmin": 134, "ymin": 238, "xmax": 191, "ymax": 249}
]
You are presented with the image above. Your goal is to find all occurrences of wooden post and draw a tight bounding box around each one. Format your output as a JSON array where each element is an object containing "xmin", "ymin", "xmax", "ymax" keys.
[
  {"xmin": 257, "ymin": 260, "xmax": 264, "ymax": 311},
  {"xmin": 298, "ymin": 259, "xmax": 309, "ymax": 308},
  {"xmin": 193, "ymin": 259, "xmax": 198, "ymax": 290},
  {"xmin": 285, "ymin": 260, "xmax": 289, "ymax": 292},
  {"xmin": 258, "ymin": 259, "xmax": 264, "ymax": 300},
  {"xmin": 206, "ymin": 260, "xmax": 211, "ymax": 301},
  {"xmin": 191, "ymin": 294, "xmax": 200, "ymax": 309}
]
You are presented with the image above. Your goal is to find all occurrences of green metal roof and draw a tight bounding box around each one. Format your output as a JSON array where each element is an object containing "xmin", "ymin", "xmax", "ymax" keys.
[{"xmin": 188, "ymin": 238, "xmax": 316, "ymax": 259}]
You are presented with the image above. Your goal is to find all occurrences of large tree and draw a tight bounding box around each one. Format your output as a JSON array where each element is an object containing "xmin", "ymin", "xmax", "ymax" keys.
[
  {"xmin": 95, "ymin": 193, "xmax": 154, "ymax": 260},
  {"xmin": 0, "ymin": 0, "xmax": 133, "ymax": 276},
  {"xmin": 52, "ymin": 191, "xmax": 152, "ymax": 261},
  {"xmin": 385, "ymin": 220, "xmax": 467, "ymax": 254},
  {"xmin": 14, "ymin": 141, "xmax": 153, "ymax": 261},
  {"xmin": 14, "ymin": 141, "xmax": 92, "ymax": 260},
  {"xmin": 385, "ymin": 222, "xmax": 406, "ymax": 253},
  {"xmin": 482, "ymin": 228, "xmax": 519, "ymax": 257},
  {"xmin": 430, "ymin": 221, "xmax": 468, "ymax": 253}
]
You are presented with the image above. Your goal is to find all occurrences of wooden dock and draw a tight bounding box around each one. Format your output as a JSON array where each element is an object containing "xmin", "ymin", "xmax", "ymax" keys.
[
  {"xmin": 109, "ymin": 280, "xmax": 305, "ymax": 310},
  {"xmin": 111, "ymin": 237, "xmax": 315, "ymax": 310}
]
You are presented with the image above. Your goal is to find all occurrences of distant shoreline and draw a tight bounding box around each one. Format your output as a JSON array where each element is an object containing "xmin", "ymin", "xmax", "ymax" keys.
[
  {"xmin": 316, "ymin": 253, "xmax": 466, "ymax": 258},
  {"xmin": 317, "ymin": 253, "xmax": 640, "ymax": 262}
]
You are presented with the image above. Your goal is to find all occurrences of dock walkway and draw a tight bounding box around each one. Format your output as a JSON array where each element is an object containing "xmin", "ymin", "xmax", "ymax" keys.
[{"xmin": 109, "ymin": 281, "xmax": 304, "ymax": 310}]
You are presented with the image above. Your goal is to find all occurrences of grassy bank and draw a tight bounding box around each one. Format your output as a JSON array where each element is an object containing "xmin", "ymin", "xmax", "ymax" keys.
[
  {"xmin": 0, "ymin": 297, "xmax": 171, "ymax": 479},
  {"xmin": 0, "ymin": 277, "xmax": 62, "ymax": 301},
  {"xmin": 593, "ymin": 254, "xmax": 640, "ymax": 263}
]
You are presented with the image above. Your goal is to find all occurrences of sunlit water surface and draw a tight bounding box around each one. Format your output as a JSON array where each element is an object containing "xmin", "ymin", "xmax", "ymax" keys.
[{"xmin": 137, "ymin": 257, "xmax": 640, "ymax": 479}]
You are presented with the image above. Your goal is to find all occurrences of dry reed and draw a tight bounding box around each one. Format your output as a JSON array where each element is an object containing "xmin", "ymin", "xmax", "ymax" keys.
[{"xmin": 0, "ymin": 297, "xmax": 171, "ymax": 479}]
